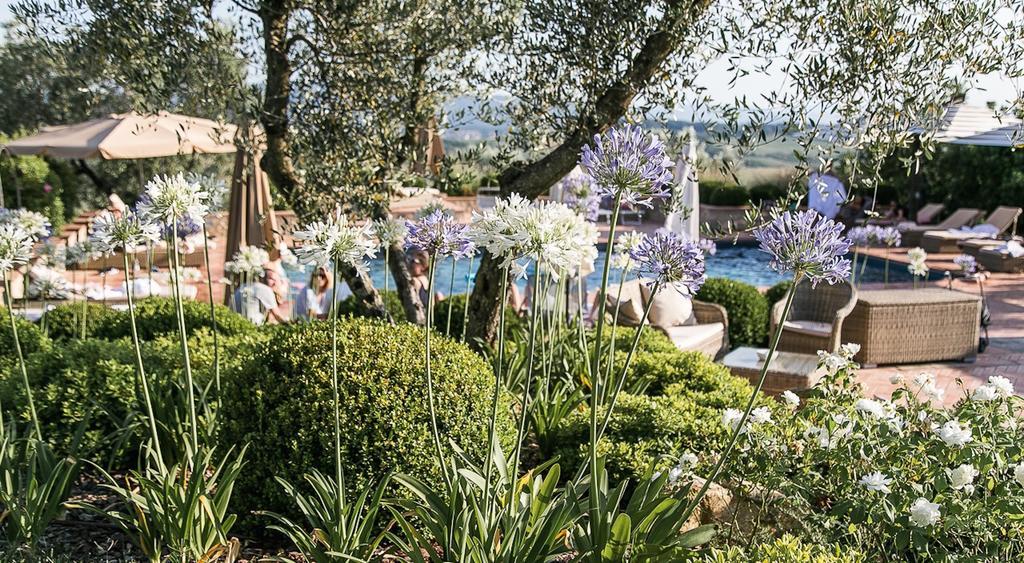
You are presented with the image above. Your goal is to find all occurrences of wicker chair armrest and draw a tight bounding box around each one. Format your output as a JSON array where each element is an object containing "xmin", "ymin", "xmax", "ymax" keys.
[
  {"xmin": 826, "ymin": 286, "xmax": 859, "ymax": 352},
  {"xmin": 693, "ymin": 300, "xmax": 730, "ymax": 354},
  {"xmin": 770, "ymin": 297, "xmax": 787, "ymax": 334}
]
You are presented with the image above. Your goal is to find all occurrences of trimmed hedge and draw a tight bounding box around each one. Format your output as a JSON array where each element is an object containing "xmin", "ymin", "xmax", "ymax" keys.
[
  {"xmin": 219, "ymin": 318, "xmax": 515, "ymax": 518},
  {"xmin": 696, "ymin": 277, "xmax": 769, "ymax": 346},
  {"xmin": 0, "ymin": 328, "xmax": 258, "ymax": 464},
  {"xmin": 765, "ymin": 280, "xmax": 793, "ymax": 307},
  {"xmin": 705, "ymin": 535, "xmax": 865, "ymax": 562},
  {"xmin": 44, "ymin": 297, "xmax": 254, "ymax": 341},
  {"xmin": 0, "ymin": 307, "xmax": 48, "ymax": 359},
  {"xmin": 551, "ymin": 327, "xmax": 763, "ymax": 483},
  {"xmin": 335, "ymin": 289, "xmax": 406, "ymax": 320}
]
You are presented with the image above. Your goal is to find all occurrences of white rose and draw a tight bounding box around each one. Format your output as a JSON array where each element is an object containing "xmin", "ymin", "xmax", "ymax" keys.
[
  {"xmin": 781, "ymin": 390, "xmax": 800, "ymax": 408},
  {"xmin": 936, "ymin": 420, "xmax": 972, "ymax": 448},
  {"xmin": 988, "ymin": 375, "xmax": 1014, "ymax": 398},
  {"xmin": 909, "ymin": 498, "xmax": 941, "ymax": 527},
  {"xmin": 946, "ymin": 464, "xmax": 978, "ymax": 490},
  {"xmin": 972, "ymin": 385, "xmax": 999, "ymax": 402},
  {"xmin": 855, "ymin": 398, "xmax": 886, "ymax": 419},
  {"xmin": 859, "ymin": 471, "xmax": 892, "ymax": 493},
  {"xmin": 750, "ymin": 406, "xmax": 773, "ymax": 425},
  {"xmin": 722, "ymin": 408, "xmax": 745, "ymax": 433}
]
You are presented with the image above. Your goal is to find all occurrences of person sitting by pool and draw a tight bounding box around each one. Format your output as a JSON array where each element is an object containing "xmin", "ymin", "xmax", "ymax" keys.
[
  {"xmin": 295, "ymin": 264, "xmax": 353, "ymax": 320},
  {"xmin": 232, "ymin": 266, "xmax": 291, "ymax": 325},
  {"xmin": 408, "ymin": 250, "xmax": 444, "ymax": 307}
]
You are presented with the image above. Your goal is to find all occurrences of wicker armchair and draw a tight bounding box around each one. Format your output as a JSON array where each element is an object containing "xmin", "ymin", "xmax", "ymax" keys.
[{"xmin": 770, "ymin": 280, "xmax": 858, "ymax": 355}]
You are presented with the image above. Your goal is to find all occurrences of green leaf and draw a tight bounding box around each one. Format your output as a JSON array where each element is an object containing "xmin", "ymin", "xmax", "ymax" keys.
[
  {"xmin": 601, "ymin": 513, "xmax": 631, "ymax": 562},
  {"xmin": 677, "ymin": 524, "xmax": 716, "ymax": 548}
]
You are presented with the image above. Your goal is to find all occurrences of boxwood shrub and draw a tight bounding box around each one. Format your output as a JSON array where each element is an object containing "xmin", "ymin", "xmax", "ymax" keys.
[
  {"xmin": 44, "ymin": 297, "xmax": 253, "ymax": 341},
  {"xmin": 335, "ymin": 289, "xmax": 406, "ymax": 320},
  {"xmin": 696, "ymin": 277, "xmax": 769, "ymax": 346},
  {"xmin": 553, "ymin": 326, "xmax": 765, "ymax": 483},
  {"xmin": 0, "ymin": 328, "xmax": 256, "ymax": 465},
  {"xmin": 219, "ymin": 318, "xmax": 515, "ymax": 518},
  {"xmin": 0, "ymin": 307, "xmax": 48, "ymax": 359}
]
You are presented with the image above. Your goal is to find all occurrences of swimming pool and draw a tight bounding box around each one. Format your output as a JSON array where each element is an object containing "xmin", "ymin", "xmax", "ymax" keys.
[{"xmin": 285, "ymin": 242, "xmax": 922, "ymax": 296}]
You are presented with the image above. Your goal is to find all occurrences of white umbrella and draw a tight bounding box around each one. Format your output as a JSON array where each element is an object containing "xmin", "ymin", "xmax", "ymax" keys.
[{"xmin": 663, "ymin": 138, "xmax": 700, "ymax": 240}]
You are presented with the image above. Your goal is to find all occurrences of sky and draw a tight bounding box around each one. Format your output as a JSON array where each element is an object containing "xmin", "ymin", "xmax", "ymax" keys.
[{"xmin": 2, "ymin": 0, "xmax": 1019, "ymax": 111}]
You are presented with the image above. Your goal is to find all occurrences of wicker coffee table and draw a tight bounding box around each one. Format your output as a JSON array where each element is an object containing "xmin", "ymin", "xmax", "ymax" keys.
[
  {"xmin": 841, "ymin": 288, "xmax": 981, "ymax": 366},
  {"xmin": 721, "ymin": 347, "xmax": 820, "ymax": 395}
]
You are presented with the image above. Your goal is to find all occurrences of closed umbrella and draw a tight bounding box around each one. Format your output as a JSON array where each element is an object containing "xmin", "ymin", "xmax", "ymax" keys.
[
  {"xmin": 663, "ymin": 138, "xmax": 700, "ymax": 240},
  {"xmin": 225, "ymin": 146, "xmax": 278, "ymax": 266}
]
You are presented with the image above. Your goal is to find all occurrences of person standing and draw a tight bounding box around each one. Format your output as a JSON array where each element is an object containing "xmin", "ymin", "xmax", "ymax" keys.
[{"xmin": 807, "ymin": 169, "xmax": 847, "ymax": 219}]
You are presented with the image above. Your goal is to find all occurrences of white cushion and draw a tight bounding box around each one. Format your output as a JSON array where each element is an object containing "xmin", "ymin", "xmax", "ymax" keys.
[
  {"xmin": 661, "ymin": 323, "xmax": 724, "ymax": 352},
  {"xmin": 640, "ymin": 282, "xmax": 696, "ymax": 328},
  {"xmin": 783, "ymin": 320, "xmax": 832, "ymax": 337},
  {"xmin": 606, "ymin": 280, "xmax": 646, "ymax": 326}
]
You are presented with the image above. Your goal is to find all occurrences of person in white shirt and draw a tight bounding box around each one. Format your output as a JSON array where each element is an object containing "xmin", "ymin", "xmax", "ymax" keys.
[
  {"xmin": 807, "ymin": 170, "xmax": 847, "ymax": 219},
  {"xmin": 294, "ymin": 264, "xmax": 352, "ymax": 320}
]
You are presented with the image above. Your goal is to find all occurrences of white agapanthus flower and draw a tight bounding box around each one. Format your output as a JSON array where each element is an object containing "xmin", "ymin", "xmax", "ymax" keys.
[
  {"xmin": 187, "ymin": 172, "xmax": 228, "ymax": 213},
  {"xmin": 292, "ymin": 213, "xmax": 376, "ymax": 270},
  {"xmin": 907, "ymin": 247, "xmax": 928, "ymax": 263},
  {"xmin": 946, "ymin": 464, "xmax": 978, "ymax": 491},
  {"xmin": 0, "ymin": 224, "xmax": 34, "ymax": 273},
  {"xmin": 372, "ymin": 216, "xmax": 408, "ymax": 248},
  {"xmin": 936, "ymin": 420, "xmax": 972, "ymax": 447},
  {"xmin": 66, "ymin": 239, "xmax": 103, "ymax": 267},
  {"xmin": 27, "ymin": 266, "xmax": 71, "ymax": 299},
  {"xmin": 1014, "ymin": 464, "xmax": 1024, "ymax": 487},
  {"xmin": 610, "ymin": 230, "xmax": 646, "ymax": 270},
  {"xmin": 781, "ymin": 390, "xmax": 800, "ymax": 408},
  {"xmin": 855, "ymin": 398, "xmax": 886, "ymax": 419},
  {"xmin": 909, "ymin": 498, "xmax": 941, "ymax": 527},
  {"xmin": 3, "ymin": 209, "xmax": 51, "ymax": 240},
  {"xmin": 90, "ymin": 210, "xmax": 161, "ymax": 255},
  {"xmin": 859, "ymin": 471, "xmax": 892, "ymax": 493},
  {"xmin": 907, "ymin": 247, "xmax": 928, "ymax": 277},
  {"xmin": 972, "ymin": 385, "xmax": 999, "ymax": 402},
  {"xmin": 137, "ymin": 173, "xmax": 209, "ymax": 224},
  {"xmin": 225, "ymin": 246, "xmax": 270, "ymax": 278},
  {"xmin": 470, "ymin": 195, "xmax": 598, "ymax": 280},
  {"xmin": 988, "ymin": 375, "xmax": 1014, "ymax": 398}
]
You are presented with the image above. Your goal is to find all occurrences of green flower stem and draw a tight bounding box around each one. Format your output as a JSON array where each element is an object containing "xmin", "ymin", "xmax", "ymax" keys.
[
  {"xmin": 850, "ymin": 249, "xmax": 859, "ymax": 285},
  {"xmin": 382, "ymin": 245, "xmax": 390, "ymax": 296},
  {"xmin": 169, "ymin": 224, "xmax": 199, "ymax": 451},
  {"xmin": 460, "ymin": 254, "xmax": 474, "ymax": 342},
  {"xmin": 511, "ymin": 257, "xmax": 544, "ymax": 487},
  {"xmin": 41, "ymin": 296, "xmax": 48, "ymax": 337},
  {"xmin": 3, "ymin": 272, "xmax": 41, "ymax": 441},
  {"xmin": 445, "ymin": 257, "xmax": 457, "ymax": 335},
  {"xmin": 123, "ymin": 252, "xmax": 164, "ymax": 468},
  {"xmin": 201, "ymin": 224, "xmax": 221, "ymax": 399},
  {"xmin": 330, "ymin": 260, "xmax": 344, "ymax": 512},
  {"xmin": 602, "ymin": 262, "xmax": 630, "ymax": 403},
  {"xmin": 588, "ymin": 192, "xmax": 622, "ymax": 533},
  {"xmin": 482, "ymin": 265, "xmax": 509, "ymax": 510},
  {"xmin": 81, "ymin": 257, "xmax": 89, "ymax": 339},
  {"xmin": 884, "ymin": 248, "xmax": 890, "ymax": 287},
  {"xmin": 423, "ymin": 254, "xmax": 449, "ymax": 488},
  {"xmin": 680, "ymin": 274, "xmax": 801, "ymax": 522},
  {"xmin": 858, "ymin": 247, "xmax": 869, "ymax": 285}
]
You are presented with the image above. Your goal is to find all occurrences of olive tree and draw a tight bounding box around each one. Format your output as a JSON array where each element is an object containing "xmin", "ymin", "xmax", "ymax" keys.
[{"xmin": 461, "ymin": 0, "xmax": 1024, "ymax": 341}]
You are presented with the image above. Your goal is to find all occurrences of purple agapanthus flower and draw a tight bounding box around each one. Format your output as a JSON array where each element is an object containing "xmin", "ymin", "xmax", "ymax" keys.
[
  {"xmin": 954, "ymin": 254, "xmax": 977, "ymax": 274},
  {"xmin": 405, "ymin": 210, "xmax": 475, "ymax": 259},
  {"xmin": 753, "ymin": 210, "xmax": 852, "ymax": 287},
  {"xmin": 160, "ymin": 213, "xmax": 203, "ymax": 240},
  {"xmin": 847, "ymin": 226, "xmax": 869, "ymax": 246},
  {"xmin": 629, "ymin": 231, "xmax": 706, "ymax": 295},
  {"xmin": 579, "ymin": 124, "xmax": 673, "ymax": 209},
  {"xmin": 878, "ymin": 226, "xmax": 901, "ymax": 247},
  {"xmin": 698, "ymin": 238, "xmax": 717, "ymax": 256}
]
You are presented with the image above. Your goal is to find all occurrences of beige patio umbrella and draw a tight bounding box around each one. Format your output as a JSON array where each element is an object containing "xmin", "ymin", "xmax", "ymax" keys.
[
  {"xmin": 413, "ymin": 116, "xmax": 446, "ymax": 174},
  {"xmin": 3, "ymin": 111, "xmax": 238, "ymax": 159},
  {"xmin": 225, "ymin": 145, "xmax": 279, "ymax": 266}
]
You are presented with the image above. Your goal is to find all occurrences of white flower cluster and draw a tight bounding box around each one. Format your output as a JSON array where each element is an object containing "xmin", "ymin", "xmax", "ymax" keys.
[
  {"xmin": 292, "ymin": 213, "xmax": 376, "ymax": 270},
  {"xmin": 27, "ymin": 266, "xmax": 71, "ymax": 299},
  {"xmin": 971, "ymin": 375, "xmax": 1014, "ymax": 402},
  {"xmin": 666, "ymin": 451, "xmax": 699, "ymax": 484},
  {"xmin": 137, "ymin": 173, "xmax": 209, "ymax": 224},
  {"xmin": 0, "ymin": 223, "xmax": 34, "ymax": 273},
  {"xmin": 722, "ymin": 406, "xmax": 773, "ymax": 435},
  {"xmin": 906, "ymin": 247, "xmax": 928, "ymax": 278},
  {"xmin": 803, "ymin": 414, "xmax": 854, "ymax": 449},
  {"xmin": 225, "ymin": 246, "xmax": 270, "ymax": 278},
  {"xmin": 372, "ymin": 216, "xmax": 408, "ymax": 248},
  {"xmin": 609, "ymin": 231, "xmax": 646, "ymax": 271},
  {"xmin": 0, "ymin": 209, "xmax": 51, "ymax": 240},
  {"xmin": 470, "ymin": 194, "xmax": 598, "ymax": 280},
  {"xmin": 90, "ymin": 210, "xmax": 161, "ymax": 255},
  {"xmin": 935, "ymin": 420, "xmax": 972, "ymax": 448}
]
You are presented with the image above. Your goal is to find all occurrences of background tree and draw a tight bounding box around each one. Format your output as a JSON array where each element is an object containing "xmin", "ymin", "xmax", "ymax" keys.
[
  {"xmin": 15, "ymin": 0, "xmax": 506, "ymax": 322},
  {"xmin": 460, "ymin": 0, "xmax": 1024, "ymax": 341}
]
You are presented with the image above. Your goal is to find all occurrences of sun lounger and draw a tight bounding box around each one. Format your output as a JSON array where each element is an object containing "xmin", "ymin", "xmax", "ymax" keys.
[
  {"xmin": 899, "ymin": 208, "xmax": 983, "ymax": 247},
  {"xmin": 921, "ymin": 206, "xmax": 1022, "ymax": 253},
  {"xmin": 977, "ymin": 241, "xmax": 1024, "ymax": 273}
]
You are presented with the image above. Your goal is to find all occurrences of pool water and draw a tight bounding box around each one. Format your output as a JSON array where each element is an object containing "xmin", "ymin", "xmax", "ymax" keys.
[{"xmin": 285, "ymin": 243, "xmax": 920, "ymax": 296}]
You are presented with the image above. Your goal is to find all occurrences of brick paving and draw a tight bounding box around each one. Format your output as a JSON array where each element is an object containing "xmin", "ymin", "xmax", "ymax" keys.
[{"xmin": 851, "ymin": 246, "xmax": 1024, "ymax": 406}]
